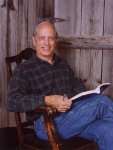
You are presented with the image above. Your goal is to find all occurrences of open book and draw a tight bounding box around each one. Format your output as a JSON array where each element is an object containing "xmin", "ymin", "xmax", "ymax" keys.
[{"xmin": 70, "ymin": 82, "xmax": 111, "ymax": 101}]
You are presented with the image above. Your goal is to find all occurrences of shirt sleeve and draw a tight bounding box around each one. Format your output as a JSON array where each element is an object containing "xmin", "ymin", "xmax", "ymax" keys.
[{"xmin": 7, "ymin": 66, "xmax": 45, "ymax": 112}]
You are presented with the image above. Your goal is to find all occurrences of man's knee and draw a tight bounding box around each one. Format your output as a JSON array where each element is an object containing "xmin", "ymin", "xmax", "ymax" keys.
[
  {"xmin": 83, "ymin": 121, "xmax": 113, "ymax": 139},
  {"xmin": 90, "ymin": 94, "xmax": 113, "ymax": 105}
]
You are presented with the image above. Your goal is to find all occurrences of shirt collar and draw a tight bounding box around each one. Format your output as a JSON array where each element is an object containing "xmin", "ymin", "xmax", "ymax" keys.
[{"xmin": 31, "ymin": 52, "xmax": 61, "ymax": 66}]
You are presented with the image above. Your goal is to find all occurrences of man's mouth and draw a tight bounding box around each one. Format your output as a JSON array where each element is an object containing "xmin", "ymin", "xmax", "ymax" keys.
[{"xmin": 42, "ymin": 47, "xmax": 50, "ymax": 51}]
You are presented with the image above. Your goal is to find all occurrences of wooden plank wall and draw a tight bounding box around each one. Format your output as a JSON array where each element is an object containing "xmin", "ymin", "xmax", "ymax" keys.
[
  {"xmin": 55, "ymin": 0, "xmax": 113, "ymax": 97},
  {"xmin": 0, "ymin": 0, "xmax": 54, "ymax": 127},
  {"xmin": 0, "ymin": 0, "xmax": 113, "ymax": 127}
]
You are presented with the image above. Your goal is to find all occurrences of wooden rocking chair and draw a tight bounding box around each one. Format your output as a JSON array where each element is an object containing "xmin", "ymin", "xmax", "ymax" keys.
[{"xmin": 5, "ymin": 48, "xmax": 98, "ymax": 150}]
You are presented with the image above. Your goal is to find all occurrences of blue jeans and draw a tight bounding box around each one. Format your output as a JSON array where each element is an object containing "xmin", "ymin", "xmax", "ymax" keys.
[{"xmin": 34, "ymin": 94, "xmax": 113, "ymax": 150}]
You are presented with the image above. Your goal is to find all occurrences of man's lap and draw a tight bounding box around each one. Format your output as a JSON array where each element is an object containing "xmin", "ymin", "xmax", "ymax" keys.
[{"xmin": 34, "ymin": 94, "xmax": 113, "ymax": 140}]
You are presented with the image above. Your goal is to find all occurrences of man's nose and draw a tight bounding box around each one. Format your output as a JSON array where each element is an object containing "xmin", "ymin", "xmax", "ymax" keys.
[{"xmin": 44, "ymin": 37, "xmax": 49, "ymax": 45}]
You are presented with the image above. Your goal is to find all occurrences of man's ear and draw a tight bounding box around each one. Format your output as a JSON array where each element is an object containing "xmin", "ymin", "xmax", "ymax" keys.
[{"xmin": 32, "ymin": 36, "xmax": 36, "ymax": 47}]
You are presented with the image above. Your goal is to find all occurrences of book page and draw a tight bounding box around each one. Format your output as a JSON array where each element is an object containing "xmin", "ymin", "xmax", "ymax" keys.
[{"xmin": 70, "ymin": 82, "xmax": 111, "ymax": 101}]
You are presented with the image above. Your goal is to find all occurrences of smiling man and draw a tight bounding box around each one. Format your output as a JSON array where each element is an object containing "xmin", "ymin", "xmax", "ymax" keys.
[
  {"xmin": 8, "ymin": 20, "xmax": 113, "ymax": 150},
  {"xmin": 32, "ymin": 21, "xmax": 57, "ymax": 64}
]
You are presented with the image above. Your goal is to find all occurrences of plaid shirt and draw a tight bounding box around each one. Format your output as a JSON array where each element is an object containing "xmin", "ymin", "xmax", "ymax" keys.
[{"xmin": 7, "ymin": 53, "xmax": 85, "ymax": 112}]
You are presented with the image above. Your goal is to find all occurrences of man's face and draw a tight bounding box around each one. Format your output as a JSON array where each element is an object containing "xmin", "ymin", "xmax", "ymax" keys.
[{"xmin": 32, "ymin": 22, "xmax": 56, "ymax": 61}]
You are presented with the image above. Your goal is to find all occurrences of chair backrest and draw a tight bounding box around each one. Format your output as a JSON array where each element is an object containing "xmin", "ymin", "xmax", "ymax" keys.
[
  {"xmin": 6, "ymin": 48, "xmax": 35, "ymax": 80},
  {"xmin": 6, "ymin": 48, "xmax": 35, "ymax": 145}
]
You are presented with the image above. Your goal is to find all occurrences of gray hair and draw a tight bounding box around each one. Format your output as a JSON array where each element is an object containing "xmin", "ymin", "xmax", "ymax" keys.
[{"xmin": 33, "ymin": 17, "xmax": 58, "ymax": 38}]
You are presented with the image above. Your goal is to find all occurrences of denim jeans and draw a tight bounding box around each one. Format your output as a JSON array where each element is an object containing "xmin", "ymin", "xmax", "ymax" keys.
[{"xmin": 34, "ymin": 94, "xmax": 113, "ymax": 150}]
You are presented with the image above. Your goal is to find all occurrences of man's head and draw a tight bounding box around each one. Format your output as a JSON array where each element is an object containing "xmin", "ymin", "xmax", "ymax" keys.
[{"xmin": 32, "ymin": 21, "xmax": 57, "ymax": 63}]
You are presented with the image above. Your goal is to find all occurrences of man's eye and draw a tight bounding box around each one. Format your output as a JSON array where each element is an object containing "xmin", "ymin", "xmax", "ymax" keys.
[
  {"xmin": 38, "ymin": 36, "xmax": 55, "ymax": 41},
  {"xmin": 39, "ymin": 37, "xmax": 45, "ymax": 41},
  {"xmin": 49, "ymin": 37, "xmax": 55, "ymax": 41}
]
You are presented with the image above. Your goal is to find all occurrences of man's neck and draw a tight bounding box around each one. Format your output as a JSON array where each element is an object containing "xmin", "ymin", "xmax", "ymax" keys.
[{"xmin": 36, "ymin": 53, "xmax": 54, "ymax": 64}]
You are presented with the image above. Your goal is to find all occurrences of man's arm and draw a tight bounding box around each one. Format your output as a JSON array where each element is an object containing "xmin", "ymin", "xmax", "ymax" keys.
[
  {"xmin": 7, "ymin": 68, "xmax": 45, "ymax": 112},
  {"xmin": 7, "ymin": 67, "xmax": 72, "ymax": 113}
]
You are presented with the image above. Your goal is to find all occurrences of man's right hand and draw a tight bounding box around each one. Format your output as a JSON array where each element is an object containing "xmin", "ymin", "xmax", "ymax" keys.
[{"xmin": 45, "ymin": 95, "xmax": 72, "ymax": 112}]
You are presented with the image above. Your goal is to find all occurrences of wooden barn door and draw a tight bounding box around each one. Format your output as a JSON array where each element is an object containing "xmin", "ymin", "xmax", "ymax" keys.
[{"xmin": 55, "ymin": 0, "xmax": 113, "ymax": 98}]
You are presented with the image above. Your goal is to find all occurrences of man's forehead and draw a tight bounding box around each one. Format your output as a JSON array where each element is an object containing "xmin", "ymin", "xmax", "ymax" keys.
[
  {"xmin": 36, "ymin": 21, "xmax": 55, "ymax": 30},
  {"xmin": 35, "ymin": 21, "xmax": 56, "ymax": 36}
]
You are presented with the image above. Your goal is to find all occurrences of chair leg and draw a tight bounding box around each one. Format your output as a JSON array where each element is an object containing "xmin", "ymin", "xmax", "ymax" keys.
[
  {"xmin": 17, "ymin": 144, "xmax": 23, "ymax": 150},
  {"xmin": 43, "ymin": 111, "xmax": 60, "ymax": 150}
]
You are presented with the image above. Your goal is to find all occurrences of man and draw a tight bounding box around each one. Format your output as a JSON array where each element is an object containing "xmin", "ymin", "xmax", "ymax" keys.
[{"xmin": 8, "ymin": 20, "xmax": 113, "ymax": 150}]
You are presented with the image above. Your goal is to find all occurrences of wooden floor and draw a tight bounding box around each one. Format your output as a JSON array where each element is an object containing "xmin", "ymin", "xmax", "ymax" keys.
[{"xmin": 0, "ymin": 127, "xmax": 18, "ymax": 150}]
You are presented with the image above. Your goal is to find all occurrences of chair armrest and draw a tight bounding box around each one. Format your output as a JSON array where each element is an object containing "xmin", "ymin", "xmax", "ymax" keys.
[{"xmin": 35, "ymin": 106, "xmax": 60, "ymax": 149}]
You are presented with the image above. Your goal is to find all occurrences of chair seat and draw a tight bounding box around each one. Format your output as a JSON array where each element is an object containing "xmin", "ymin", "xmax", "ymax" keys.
[
  {"xmin": 23, "ymin": 128, "xmax": 98, "ymax": 150},
  {"xmin": 60, "ymin": 137, "xmax": 98, "ymax": 150},
  {"xmin": 0, "ymin": 127, "xmax": 97, "ymax": 150},
  {"xmin": 23, "ymin": 128, "xmax": 50, "ymax": 149},
  {"xmin": 0, "ymin": 127, "xmax": 18, "ymax": 150}
]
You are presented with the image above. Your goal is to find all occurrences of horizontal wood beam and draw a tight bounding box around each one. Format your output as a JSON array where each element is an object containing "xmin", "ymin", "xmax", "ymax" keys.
[{"xmin": 58, "ymin": 36, "xmax": 113, "ymax": 50}]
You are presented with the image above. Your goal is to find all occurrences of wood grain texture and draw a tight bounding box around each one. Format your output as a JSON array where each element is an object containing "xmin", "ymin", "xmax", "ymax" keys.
[
  {"xmin": 55, "ymin": 0, "xmax": 82, "ymax": 87},
  {"xmin": 104, "ymin": 0, "xmax": 113, "ymax": 35},
  {"xmin": 0, "ymin": 0, "xmax": 54, "ymax": 127},
  {"xmin": 55, "ymin": 0, "xmax": 82, "ymax": 36},
  {"xmin": 58, "ymin": 36, "xmax": 113, "ymax": 49},
  {"xmin": 55, "ymin": 0, "xmax": 113, "ymax": 99},
  {"xmin": 0, "ymin": 2, "xmax": 8, "ymax": 127},
  {"xmin": 80, "ymin": 0, "xmax": 104, "ymax": 88},
  {"xmin": 1, "ymin": 0, "xmax": 113, "ymax": 127},
  {"xmin": 102, "ymin": 50, "xmax": 113, "ymax": 97},
  {"xmin": 55, "ymin": 0, "xmax": 104, "ymax": 89},
  {"xmin": 102, "ymin": 0, "xmax": 113, "ymax": 97},
  {"xmin": 81, "ymin": 0, "xmax": 104, "ymax": 36},
  {"xmin": 27, "ymin": 0, "xmax": 37, "ymax": 47}
]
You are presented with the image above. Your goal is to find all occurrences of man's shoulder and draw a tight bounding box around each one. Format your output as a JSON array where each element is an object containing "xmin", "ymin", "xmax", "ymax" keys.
[
  {"xmin": 13, "ymin": 56, "xmax": 38, "ymax": 74},
  {"xmin": 56, "ymin": 55, "xmax": 72, "ymax": 70},
  {"xmin": 55, "ymin": 55, "xmax": 68, "ymax": 65},
  {"xmin": 19, "ymin": 58, "xmax": 35, "ymax": 69}
]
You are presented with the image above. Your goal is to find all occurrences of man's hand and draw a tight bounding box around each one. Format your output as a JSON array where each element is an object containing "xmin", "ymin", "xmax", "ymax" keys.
[{"xmin": 45, "ymin": 95, "xmax": 72, "ymax": 112}]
